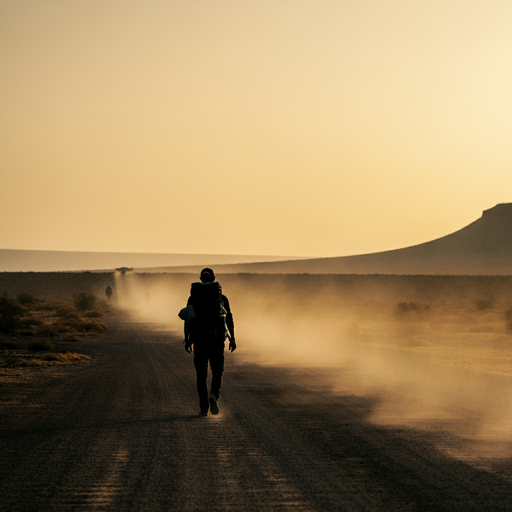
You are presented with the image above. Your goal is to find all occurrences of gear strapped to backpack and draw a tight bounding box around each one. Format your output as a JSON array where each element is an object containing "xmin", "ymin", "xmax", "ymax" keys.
[{"xmin": 186, "ymin": 282, "xmax": 227, "ymax": 342}]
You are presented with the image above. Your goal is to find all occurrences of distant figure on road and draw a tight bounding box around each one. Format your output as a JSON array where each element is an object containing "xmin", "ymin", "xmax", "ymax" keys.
[
  {"xmin": 179, "ymin": 268, "xmax": 236, "ymax": 416},
  {"xmin": 105, "ymin": 285, "xmax": 113, "ymax": 302}
]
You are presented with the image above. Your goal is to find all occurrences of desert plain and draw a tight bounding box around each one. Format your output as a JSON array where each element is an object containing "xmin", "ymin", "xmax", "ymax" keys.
[{"xmin": 3, "ymin": 271, "xmax": 512, "ymax": 510}]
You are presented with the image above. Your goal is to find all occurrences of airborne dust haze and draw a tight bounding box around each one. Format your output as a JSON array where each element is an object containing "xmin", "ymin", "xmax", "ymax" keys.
[{"xmin": 114, "ymin": 271, "xmax": 512, "ymax": 464}]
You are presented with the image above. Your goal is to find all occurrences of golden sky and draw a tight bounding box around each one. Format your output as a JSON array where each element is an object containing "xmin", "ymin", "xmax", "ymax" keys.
[{"xmin": 1, "ymin": 0, "xmax": 511, "ymax": 258}]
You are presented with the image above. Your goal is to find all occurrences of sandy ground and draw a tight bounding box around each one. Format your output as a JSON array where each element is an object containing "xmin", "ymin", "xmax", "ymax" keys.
[{"xmin": 2, "ymin": 312, "xmax": 512, "ymax": 511}]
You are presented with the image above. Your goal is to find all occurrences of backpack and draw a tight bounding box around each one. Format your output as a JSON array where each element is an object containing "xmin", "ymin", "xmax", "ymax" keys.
[{"xmin": 186, "ymin": 282, "xmax": 227, "ymax": 342}]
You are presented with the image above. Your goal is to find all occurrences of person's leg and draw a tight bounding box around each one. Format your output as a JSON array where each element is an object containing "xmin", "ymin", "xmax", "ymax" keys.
[
  {"xmin": 209, "ymin": 343, "xmax": 225, "ymax": 400},
  {"xmin": 193, "ymin": 344, "xmax": 209, "ymax": 412}
]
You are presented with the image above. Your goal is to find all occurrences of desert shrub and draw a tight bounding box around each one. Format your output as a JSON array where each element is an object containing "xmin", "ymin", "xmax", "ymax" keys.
[
  {"xmin": 19, "ymin": 330, "xmax": 36, "ymax": 337},
  {"xmin": 62, "ymin": 333, "xmax": 81, "ymax": 341},
  {"xmin": 33, "ymin": 302, "xmax": 54, "ymax": 311},
  {"xmin": 41, "ymin": 352, "xmax": 90, "ymax": 362},
  {"xmin": 65, "ymin": 352, "xmax": 90, "ymax": 361},
  {"xmin": 83, "ymin": 310, "xmax": 104, "ymax": 319},
  {"xmin": 395, "ymin": 302, "xmax": 430, "ymax": 317},
  {"xmin": 63, "ymin": 318, "xmax": 86, "ymax": 330},
  {"xmin": 0, "ymin": 337, "xmax": 18, "ymax": 350},
  {"xmin": 17, "ymin": 293, "xmax": 36, "ymax": 305},
  {"xmin": 41, "ymin": 352, "xmax": 66, "ymax": 362},
  {"xmin": 64, "ymin": 311, "xmax": 81, "ymax": 321},
  {"xmin": 40, "ymin": 320, "xmax": 71, "ymax": 335},
  {"xmin": 27, "ymin": 338, "xmax": 55, "ymax": 351},
  {"xmin": 81, "ymin": 319, "xmax": 108, "ymax": 331},
  {"xmin": 55, "ymin": 305, "xmax": 77, "ymax": 317},
  {"xmin": 19, "ymin": 317, "xmax": 46, "ymax": 328},
  {"xmin": 3, "ymin": 355, "xmax": 22, "ymax": 367},
  {"xmin": 63, "ymin": 317, "xmax": 107, "ymax": 332},
  {"xmin": 73, "ymin": 293, "xmax": 97, "ymax": 311},
  {"xmin": 36, "ymin": 324, "xmax": 59, "ymax": 337},
  {"xmin": 475, "ymin": 299, "xmax": 494, "ymax": 311},
  {"xmin": 0, "ymin": 293, "xmax": 24, "ymax": 334}
]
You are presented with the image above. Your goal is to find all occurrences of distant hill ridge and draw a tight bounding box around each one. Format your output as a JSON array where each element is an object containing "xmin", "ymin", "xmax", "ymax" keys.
[
  {"xmin": 157, "ymin": 203, "xmax": 512, "ymax": 275},
  {"xmin": 0, "ymin": 250, "xmax": 301, "ymax": 273}
]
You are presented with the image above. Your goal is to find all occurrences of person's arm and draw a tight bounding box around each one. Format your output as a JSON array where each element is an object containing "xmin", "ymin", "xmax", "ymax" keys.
[
  {"xmin": 184, "ymin": 296, "xmax": 193, "ymax": 352},
  {"xmin": 222, "ymin": 295, "xmax": 236, "ymax": 352}
]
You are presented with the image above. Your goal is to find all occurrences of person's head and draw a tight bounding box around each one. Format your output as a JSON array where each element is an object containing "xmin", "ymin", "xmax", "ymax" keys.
[{"xmin": 200, "ymin": 268, "xmax": 215, "ymax": 283}]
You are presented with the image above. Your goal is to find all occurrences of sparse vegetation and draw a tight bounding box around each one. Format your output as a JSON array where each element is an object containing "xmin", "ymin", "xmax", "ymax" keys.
[
  {"xmin": 81, "ymin": 319, "xmax": 108, "ymax": 331},
  {"xmin": 33, "ymin": 301, "xmax": 55, "ymax": 311},
  {"xmin": 0, "ymin": 280, "xmax": 112, "ymax": 375},
  {"xmin": 0, "ymin": 293, "xmax": 24, "ymax": 334},
  {"xmin": 64, "ymin": 311, "xmax": 81, "ymax": 321},
  {"xmin": 61, "ymin": 333, "xmax": 81, "ymax": 342},
  {"xmin": 3, "ymin": 355, "xmax": 23, "ymax": 367},
  {"xmin": 83, "ymin": 310, "xmax": 104, "ymax": 318},
  {"xmin": 55, "ymin": 304, "xmax": 77, "ymax": 317},
  {"xmin": 27, "ymin": 338, "xmax": 55, "ymax": 351},
  {"xmin": 16, "ymin": 293, "xmax": 36, "ymax": 305},
  {"xmin": 73, "ymin": 292, "xmax": 97, "ymax": 311},
  {"xmin": 395, "ymin": 302, "xmax": 431, "ymax": 317},
  {"xmin": 40, "ymin": 352, "xmax": 90, "ymax": 363},
  {"xmin": 36, "ymin": 324, "xmax": 59, "ymax": 337},
  {"xmin": 0, "ymin": 337, "xmax": 19, "ymax": 350},
  {"xmin": 19, "ymin": 317, "xmax": 46, "ymax": 328},
  {"xmin": 0, "ymin": 293, "xmax": 112, "ymax": 342},
  {"xmin": 1, "ymin": 349, "xmax": 90, "ymax": 367}
]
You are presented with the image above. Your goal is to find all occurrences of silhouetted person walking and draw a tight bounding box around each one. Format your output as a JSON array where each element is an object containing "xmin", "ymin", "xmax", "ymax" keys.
[
  {"xmin": 180, "ymin": 268, "xmax": 236, "ymax": 416},
  {"xmin": 105, "ymin": 285, "xmax": 113, "ymax": 303}
]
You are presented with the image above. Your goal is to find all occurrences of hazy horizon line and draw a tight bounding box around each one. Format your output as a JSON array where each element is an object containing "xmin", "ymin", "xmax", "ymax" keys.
[{"xmin": 0, "ymin": 247, "xmax": 309, "ymax": 259}]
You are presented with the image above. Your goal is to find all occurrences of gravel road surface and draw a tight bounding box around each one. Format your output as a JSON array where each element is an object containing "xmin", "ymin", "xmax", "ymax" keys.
[{"xmin": 2, "ymin": 315, "xmax": 512, "ymax": 511}]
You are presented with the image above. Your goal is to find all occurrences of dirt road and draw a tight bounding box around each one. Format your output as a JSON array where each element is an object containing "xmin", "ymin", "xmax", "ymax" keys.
[{"xmin": 2, "ymin": 315, "xmax": 512, "ymax": 511}]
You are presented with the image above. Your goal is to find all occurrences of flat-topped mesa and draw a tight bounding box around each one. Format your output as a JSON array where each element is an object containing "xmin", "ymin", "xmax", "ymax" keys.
[{"xmin": 482, "ymin": 203, "xmax": 512, "ymax": 217}]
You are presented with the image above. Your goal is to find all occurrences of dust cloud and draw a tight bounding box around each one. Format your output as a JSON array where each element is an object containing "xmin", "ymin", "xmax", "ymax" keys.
[{"xmin": 114, "ymin": 271, "xmax": 512, "ymax": 463}]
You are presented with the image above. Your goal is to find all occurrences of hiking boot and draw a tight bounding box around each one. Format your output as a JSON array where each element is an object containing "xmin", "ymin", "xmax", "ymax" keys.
[
  {"xmin": 209, "ymin": 393, "xmax": 219, "ymax": 415},
  {"xmin": 199, "ymin": 408, "xmax": 209, "ymax": 416}
]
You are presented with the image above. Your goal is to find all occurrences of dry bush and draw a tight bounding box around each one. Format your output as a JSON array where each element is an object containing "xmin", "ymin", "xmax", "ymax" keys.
[
  {"xmin": 36, "ymin": 324, "xmax": 59, "ymax": 337},
  {"xmin": 62, "ymin": 333, "xmax": 81, "ymax": 341},
  {"xmin": 0, "ymin": 337, "xmax": 19, "ymax": 349},
  {"xmin": 19, "ymin": 317, "xmax": 46, "ymax": 328},
  {"xmin": 50, "ymin": 320, "xmax": 74, "ymax": 333},
  {"xmin": 55, "ymin": 305, "xmax": 77, "ymax": 317},
  {"xmin": 63, "ymin": 318, "xmax": 86, "ymax": 331},
  {"xmin": 16, "ymin": 293, "xmax": 36, "ymax": 305},
  {"xmin": 395, "ymin": 302, "xmax": 431, "ymax": 318},
  {"xmin": 83, "ymin": 310, "xmax": 104, "ymax": 319},
  {"xmin": 62, "ymin": 317, "xmax": 107, "ymax": 332},
  {"xmin": 27, "ymin": 338, "xmax": 55, "ymax": 351},
  {"xmin": 3, "ymin": 355, "xmax": 22, "ymax": 367},
  {"xmin": 81, "ymin": 319, "xmax": 108, "ymax": 331},
  {"xmin": 0, "ymin": 293, "xmax": 24, "ymax": 334},
  {"xmin": 66, "ymin": 352, "xmax": 90, "ymax": 361},
  {"xmin": 40, "ymin": 352, "xmax": 66, "ymax": 362},
  {"xmin": 73, "ymin": 292, "xmax": 97, "ymax": 311},
  {"xmin": 33, "ymin": 301, "xmax": 55, "ymax": 311},
  {"xmin": 41, "ymin": 352, "xmax": 90, "ymax": 362},
  {"xmin": 64, "ymin": 311, "xmax": 81, "ymax": 321}
]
